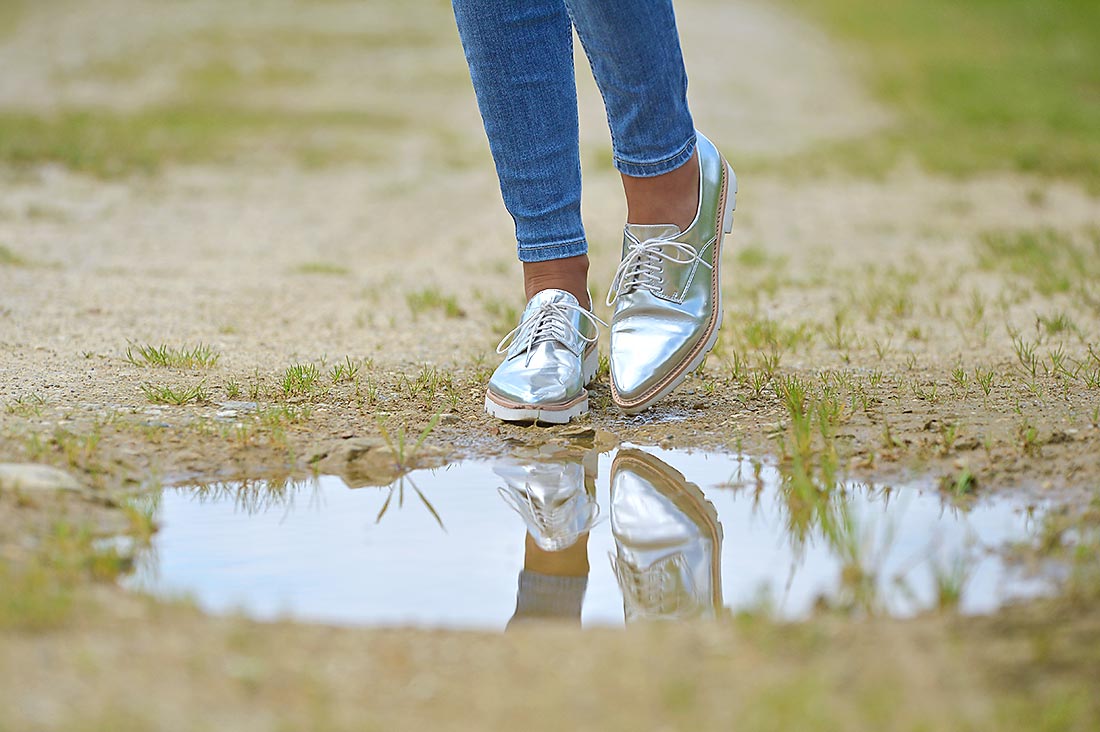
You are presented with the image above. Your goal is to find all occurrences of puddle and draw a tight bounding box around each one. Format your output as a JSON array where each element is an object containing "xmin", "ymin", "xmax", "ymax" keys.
[{"xmin": 125, "ymin": 446, "xmax": 1053, "ymax": 630}]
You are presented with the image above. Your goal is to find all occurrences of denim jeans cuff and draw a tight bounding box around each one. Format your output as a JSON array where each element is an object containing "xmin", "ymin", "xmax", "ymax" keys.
[
  {"xmin": 614, "ymin": 135, "xmax": 698, "ymax": 178},
  {"xmin": 517, "ymin": 237, "xmax": 588, "ymax": 263}
]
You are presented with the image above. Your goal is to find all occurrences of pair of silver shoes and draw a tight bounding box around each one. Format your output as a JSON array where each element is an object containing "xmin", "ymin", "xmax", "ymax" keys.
[
  {"xmin": 485, "ymin": 132, "xmax": 737, "ymax": 423},
  {"xmin": 497, "ymin": 448, "xmax": 723, "ymax": 622}
]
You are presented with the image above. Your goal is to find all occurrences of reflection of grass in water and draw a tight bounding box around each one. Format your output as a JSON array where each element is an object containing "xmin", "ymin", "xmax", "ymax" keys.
[
  {"xmin": 818, "ymin": 492, "xmax": 898, "ymax": 615},
  {"xmin": 373, "ymin": 413, "xmax": 446, "ymax": 530},
  {"xmin": 1030, "ymin": 498, "xmax": 1100, "ymax": 604},
  {"xmin": 375, "ymin": 475, "xmax": 445, "ymax": 532},
  {"xmin": 768, "ymin": 370, "xmax": 972, "ymax": 615},
  {"xmin": 186, "ymin": 477, "xmax": 304, "ymax": 516},
  {"xmin": 784, "ymin": 0, "xmax": 1100, "ymax": 190},
  {"xmin": 182, "ymin": 469, "xmax": 446, "ymax": 530},
  {"xmin": 928, "ymin": 551, "xmax": 975, "ymax": 612},
  {"xmin": 775, "ymin": 467, "xmax": 897, "ymax": 615}
]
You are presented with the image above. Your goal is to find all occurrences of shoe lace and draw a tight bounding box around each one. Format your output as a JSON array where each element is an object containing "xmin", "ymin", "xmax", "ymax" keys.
[
  {"xmin": 610, "ymin": 552, "xmax": 695, "ymax": 621},
  {"xmin": 605, "ymin": 231, "xmax": 712, "ymax": 306},
  {"xmin": 495, "ymin": 301, "xmax": 606, "ymax": 366},
  {"xmin": 498, "ymin": 484, "xmax": 601, "ymax": 547}
]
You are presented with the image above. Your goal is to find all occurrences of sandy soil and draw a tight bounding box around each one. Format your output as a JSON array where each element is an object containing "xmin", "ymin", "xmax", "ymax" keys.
[{"xmin": 1, "ymin": 0, "xmax": 1098, "ymax": 729}]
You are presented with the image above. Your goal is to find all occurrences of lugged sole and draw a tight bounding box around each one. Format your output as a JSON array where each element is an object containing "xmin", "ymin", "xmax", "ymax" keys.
[
  {"xmin": 484, "ymin": 394, "xmax": 588, "ymax": 425},
  {"xmin": 484, "ymin": 347, "xmax": 599, "ymax": 425},
  {"xmin": 723, "ymin": 165, "xmax": 738, "ymax": 234}
]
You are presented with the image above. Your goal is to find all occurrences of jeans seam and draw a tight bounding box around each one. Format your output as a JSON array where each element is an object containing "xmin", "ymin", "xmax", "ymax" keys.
[{"xmin": 564, "ymin": 3, "xmax": 620, "ymax": 156}]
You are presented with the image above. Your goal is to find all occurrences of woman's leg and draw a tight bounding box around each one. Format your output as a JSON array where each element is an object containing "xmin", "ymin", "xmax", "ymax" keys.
[
  {"xmin": 566, "ymin": 0, "xmax": 736, "ymax": 414},
  {"xmin": 451, "ymin": 0, "xmax": 590, "ymax": 306},
  {"xmin": 564, "ymin": 0, "xmax": 700, "ymax": 231},
  {"xmin": 454, "ymin": 0, "xmax": 600, "ymax": 424}
]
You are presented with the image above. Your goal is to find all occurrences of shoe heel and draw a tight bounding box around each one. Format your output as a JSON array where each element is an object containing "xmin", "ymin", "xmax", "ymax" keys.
[{"xmin": 722, "ymin": 163, "xmax": 737, "ymax": 235}]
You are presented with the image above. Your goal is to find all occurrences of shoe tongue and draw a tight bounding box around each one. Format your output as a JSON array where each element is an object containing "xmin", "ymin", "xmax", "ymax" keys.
[
  {"xmin": 626, "ymin": 223, "xmax": 681, "ymax": 242},
  {"xmin": 526, "ymin": 288, "xmax": 579, "ymax": 309}
]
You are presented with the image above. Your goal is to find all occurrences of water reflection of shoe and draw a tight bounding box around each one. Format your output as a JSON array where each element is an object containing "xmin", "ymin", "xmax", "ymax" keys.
[
  {"xmin": 496, "ymin": 459, "xmax": 600, "ymax": 552},
  {"xmin": 609, "ymin": 448, "xmax": 723, "ymax": 621}
]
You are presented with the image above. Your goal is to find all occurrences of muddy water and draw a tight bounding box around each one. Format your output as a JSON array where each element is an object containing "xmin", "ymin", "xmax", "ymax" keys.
[{"xmin": 125, "ymin": 446, "xmax": 1051, "ymax": 629}]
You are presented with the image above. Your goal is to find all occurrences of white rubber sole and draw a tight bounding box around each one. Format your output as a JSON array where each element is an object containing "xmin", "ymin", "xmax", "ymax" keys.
[
  {"xmin": 617, "ymin": 163, "xmax": 736, "ymax": 416},
  {"xmin": 723, "ymin": 165, "xmax": 738, "ymax": 234},
  {"xmin": 485, "ymin": 347, "xmax": 600, "ymax": 425}
]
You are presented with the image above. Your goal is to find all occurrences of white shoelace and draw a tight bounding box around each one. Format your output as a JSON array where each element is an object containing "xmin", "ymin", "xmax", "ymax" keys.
[
  {"xmin": 495, "ymin": 300, "xmax": 606, "ymax": 365},
  {"xmin": 605, "ymin": 232, "xmax": 712, "ymax": 306},
  {"xmin": 498, "ymin": 484, "xmax": 601, "ymax": 546},
  {"xmin": 610, "ymin": 552, "xmax": 694, "ymax": 620}
]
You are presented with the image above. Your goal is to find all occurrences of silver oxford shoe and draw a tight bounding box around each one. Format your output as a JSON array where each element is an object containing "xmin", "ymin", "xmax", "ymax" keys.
[
  {"xmin": 485, "ymin": 288, "xmax": 605, "ymax": 425},
  {"xmin": 496, "ymin": 456, "xmax": 600, "ymax": 552},
  {"xmin": 609, "ymin": 448, "xmax": 723, "ymax": 622},
  {"xmin": 606, "ymin": 132, "xmax": 736, "ymax": 414}
]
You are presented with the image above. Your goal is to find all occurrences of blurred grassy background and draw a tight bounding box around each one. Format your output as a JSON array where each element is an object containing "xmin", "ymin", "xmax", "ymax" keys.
[
  {"xmin": 0, "ymin": 0, "xmax": 476, "ymax": 176},
  {"xmin": 786, "ymin": 0, "xmax": 1100, "ymax": 189},
  {"xmin": 0, "ymin": 0, "xmax": 1098, "ymax": 188}
]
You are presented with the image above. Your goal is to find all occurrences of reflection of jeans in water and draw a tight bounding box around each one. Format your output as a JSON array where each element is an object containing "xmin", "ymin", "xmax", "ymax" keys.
[
  {"xmin": 451, "ymin": 0, "xmax": 696, "ymax": 263},
  {"xmin": 507, "ymin": 571, "xmax": 588, "ymax": 628}
]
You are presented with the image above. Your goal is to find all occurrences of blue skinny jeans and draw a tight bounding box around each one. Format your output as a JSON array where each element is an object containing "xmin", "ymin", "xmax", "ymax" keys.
[{"xmin": 452, "ymin": 0, "xmax": 696, "ymax": 263}]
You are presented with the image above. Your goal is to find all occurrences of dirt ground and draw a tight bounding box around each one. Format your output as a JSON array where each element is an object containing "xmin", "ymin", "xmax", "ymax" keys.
[{"xmin": 1, "ymin": 0, "xmax": 1098, "ymax": 729}]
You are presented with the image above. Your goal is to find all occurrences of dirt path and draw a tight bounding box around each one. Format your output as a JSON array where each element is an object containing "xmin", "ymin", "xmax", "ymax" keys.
[
  {"xmin": 2, "ymin": 1, "xmax": 1099, "ymax": 729},
  {"xmin": 2, "ymin": 0, "xmax": 1098, "ymax": 488}
]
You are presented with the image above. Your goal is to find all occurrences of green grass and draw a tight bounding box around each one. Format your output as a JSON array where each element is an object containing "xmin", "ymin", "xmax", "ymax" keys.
[
  {"xmin": 282, "ymin": 363, "xmax": 322, "ymax": 396},
  {"xmin": 141, "ymin": 382, "xmax": 209, "ymax": 405},
  {"xmin": 291, "ymin": 261, "xmax": 351, "ymax": 276},
  {"xmin": 978, "ymin": 227, "xmax": 1100, "ymax": 296},
  {"xmin": 405, "ymin": 287, "xmax": 466, "ymax": 319},
  {"xmin": 126, "ymin": 342, "xmax": 220, "ymax": 369},
  {"xmin": 0, "ymin": 522, "xmax": 132, "ymax": 632},
  {"xmin": 0, "ymin": 1, "xmax": 24, "ymax": 41},
  {"xmin": 785, "ymin": 0, "xmax": 1100, "ymax": 189},
  {"xmin": 0, "ymin": 106, "xmax": 399, "ymax": 177},
  {"xmin": 0, "ymin": 244, "xmax": 28, "ymax": 266}
]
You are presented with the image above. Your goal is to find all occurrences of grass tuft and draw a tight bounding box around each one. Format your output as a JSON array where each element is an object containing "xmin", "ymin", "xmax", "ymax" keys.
[
  {"xmin": 291, "ymin": 261, "xmax": 351, "ymax": 276},
  {"xmin": 282, "ymin": 363, "xmax": 322, "ymax": 396},
  {"xmin": 141, "ymin": 382, "xmax": 209, "ymax": 405},
  {"xmin": 0, "ymin": 244, "xmax": 30, "ymax": 266},
  {"xmin": 126, "ymin": 342, "xmax": 220, "ymax": 369},
  {"xmin": 406, "ymin": 287, "xmax": 466, "ymax": 319}
]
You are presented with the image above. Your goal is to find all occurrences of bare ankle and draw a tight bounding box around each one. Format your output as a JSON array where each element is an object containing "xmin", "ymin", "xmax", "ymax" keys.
[
  {"xmin": 621, "ymin": 151, "xmax": 700, "ymax": 231},
  {"xmin": 522, "ymin": 254, "xmax": 591, "ymax": 308}
]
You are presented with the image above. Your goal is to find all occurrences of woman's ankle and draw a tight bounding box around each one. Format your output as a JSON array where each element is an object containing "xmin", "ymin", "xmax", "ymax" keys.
[
  {"xmin": 522, "ymin": 254, "xmax": 591, "ymax": 308},
  {"xmin": 621, "ymin": 151, "xmax": 700, "ymax": 232}
]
